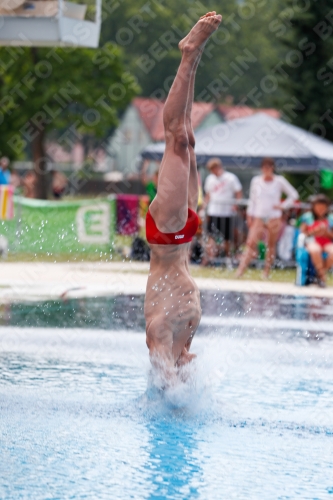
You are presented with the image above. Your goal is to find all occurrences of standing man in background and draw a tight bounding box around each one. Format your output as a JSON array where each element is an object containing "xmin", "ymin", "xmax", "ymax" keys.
[{"xmin": 202, "ymin": 158, "xmax": 242, "ymax": 266}]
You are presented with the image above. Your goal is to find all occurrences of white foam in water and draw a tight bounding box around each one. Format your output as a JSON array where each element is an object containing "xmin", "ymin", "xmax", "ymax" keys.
[
  {"xmin": 135, "ymin": 331, "xmax": 242, "ymax": 421},
  {"xmin": 141, "ymin": 358, "xmax": 219, "ymax": 419}
]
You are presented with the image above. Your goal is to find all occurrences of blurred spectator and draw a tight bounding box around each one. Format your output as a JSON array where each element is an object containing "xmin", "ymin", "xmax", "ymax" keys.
[
  {"xmin": 0, "ymin": 157, "xmax": 10, "ymax": 185},
  {"xmin": 22, "ymin": 171, "xmax": 37, "ymax": 198},
  {"xmin": 51, "ymin": 169, "xmax": 68, "ymax": 199},
  {"xmin": 104, "ymin": 171, "xmax": 124, "ymax": 182},
  {"xmin": 141, "ymin": 160, "xmax": 158, "ymax": 205},
  {"xmin": 131, "ymin": 160, "xmax": 157, "ymax": 261},
  {"xmin": 236, "ymin": 157, "xmax": 299, "ymax": 278},
  {"xmin": 10, "ymin": 169, "xmax": 21, "ymax": 191},
  {"xmin": 299, "ymin": 194, "xmax": 333, "ymax": 287},
  {"xmin": 234, "ymin": 205, "xmax": 248, "ymax": 250},
  {"xmin": 0, "ymin": 169, "xmax": 7, "ymax": 186},
  {"xmin": 202, "ymin": 158, "xmax": 242, "ymax": 265},
  {"xmin": 0, "ymin": 235, "xmax": 8, "ymax": 259},
  {"xmin": 188, "ymin": 172, "xmax": 206, "ymax": 264},
  {"xmin": 277, "ymin": 213, "xmax": 296, "ymax": 262}
]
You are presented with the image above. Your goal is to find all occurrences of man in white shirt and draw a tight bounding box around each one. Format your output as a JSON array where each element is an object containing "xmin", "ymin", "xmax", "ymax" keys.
[{"xmin": 203, "ymin": 158, "xmax": 242, "ymax": 264}]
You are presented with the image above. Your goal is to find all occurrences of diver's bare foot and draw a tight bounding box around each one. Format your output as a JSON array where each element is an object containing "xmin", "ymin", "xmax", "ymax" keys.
[
  {"xmin": 179, "ymin": 12, "xmax": 222, "ymax": 55},
  {"xmin": 179, "ymin": 12, "xmax": 215, "ymax": 58}
]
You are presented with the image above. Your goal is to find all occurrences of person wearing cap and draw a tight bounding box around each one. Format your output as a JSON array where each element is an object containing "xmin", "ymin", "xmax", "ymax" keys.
[
  {"xmin": 299, "ymin": 194, "xmax": 333, "ymax": 287},
  {"xmin": 203, "ymin": 158, "xmax": 242, "ymax": 265},
  {"xmin": 236, "ymin": 157, "xmax": 298, "ymax": 279}
]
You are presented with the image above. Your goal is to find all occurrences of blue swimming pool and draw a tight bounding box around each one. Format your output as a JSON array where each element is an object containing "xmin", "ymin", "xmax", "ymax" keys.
[{"xmin": 1, "ymin": 292, "xmax": 333, "ymax": 499}]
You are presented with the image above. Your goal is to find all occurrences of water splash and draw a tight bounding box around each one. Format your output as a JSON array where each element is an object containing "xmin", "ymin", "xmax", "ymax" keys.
[{"xmin": 136, "ymin": 351, "xmax": 225, "ymax": 422}]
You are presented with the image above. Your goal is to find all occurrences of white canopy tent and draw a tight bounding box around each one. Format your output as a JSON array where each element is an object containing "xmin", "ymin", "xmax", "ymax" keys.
[
  {"xmin": 141, "ymin": 113, "xmax": 333, "ymax": 172},
  {"xmin": 0, "ymin": 0, "xmax": 102, "ymax": 48}
]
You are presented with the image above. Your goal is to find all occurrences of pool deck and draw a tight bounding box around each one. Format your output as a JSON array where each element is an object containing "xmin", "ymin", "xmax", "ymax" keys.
[{"xmin": 0, "ymin": 261, "xmax": 332, "ymax": 303}]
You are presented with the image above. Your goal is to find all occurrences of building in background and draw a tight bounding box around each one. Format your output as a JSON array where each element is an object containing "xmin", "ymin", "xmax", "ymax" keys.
[
  {"xmin": 107, "ymin": 98, "xmax": 280, "ymax": 176},
  {"xmin": 107, "ymin": 98, "xmax": 219, "ymax": 175},
  {"xmin": 216, "ymin": 105, "xmax": 280, "ymax": 121}
]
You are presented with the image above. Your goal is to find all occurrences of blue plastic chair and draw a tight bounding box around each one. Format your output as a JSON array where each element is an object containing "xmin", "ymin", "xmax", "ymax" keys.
[{"xmin": 296, "ymin": 245, "xmax": 327, "ymax": 286}]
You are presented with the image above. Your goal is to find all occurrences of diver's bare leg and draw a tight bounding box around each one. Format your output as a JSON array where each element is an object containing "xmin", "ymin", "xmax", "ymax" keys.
[
  {"xmin": 149, "ymin": 13, "xmax": 222, "ymax": 233},
  {"xmin": 146, "ymin": 13, "xmax": 222, "ymax": 383},
  {"xmin": 174, "ymin": 55, "xmax": 204, "ymax": 369},
  {"xmin": 186, "ymin": 53, "xmax": 201, "ymax": 211}
]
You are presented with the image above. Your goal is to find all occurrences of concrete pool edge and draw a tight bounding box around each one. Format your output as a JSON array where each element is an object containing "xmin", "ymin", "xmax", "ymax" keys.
[{"xmin": 0, "ymin": 261, "xmax": 333, "ymax": 303}]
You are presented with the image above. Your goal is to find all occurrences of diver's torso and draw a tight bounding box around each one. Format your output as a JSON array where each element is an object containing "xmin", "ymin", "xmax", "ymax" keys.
[{"xmin": 145, "ymin": 244, "xmax": 201, "ymax": 344}]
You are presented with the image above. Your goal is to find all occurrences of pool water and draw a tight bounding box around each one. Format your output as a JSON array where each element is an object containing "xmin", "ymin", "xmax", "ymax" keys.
[{"xmin": 1, "ymin": 292, "xmax": 333, "ymax": 499}]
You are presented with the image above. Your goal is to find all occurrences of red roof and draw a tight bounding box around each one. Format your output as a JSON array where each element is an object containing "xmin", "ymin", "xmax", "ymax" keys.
[
  {"xmin": 217, "ymin": 105, "xmax": 280, "ymax": 121},
  {"xmin": 132, "ymin": 98, "xmax": 280, "ymax": 141},
  {"xmin": 132, "ymin": 98, "xmax": 164, "ymax": 141},
  {"xmin": 133, "ymin": 98, "xmax": 214, "ymax": 142}
]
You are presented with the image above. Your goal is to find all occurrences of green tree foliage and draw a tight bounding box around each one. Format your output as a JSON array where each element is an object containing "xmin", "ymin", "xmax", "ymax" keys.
[
  {"xmin": 277, "ymin": 0, "xmax": 333, "ymax": 140},
  {"xmin": 0, "ymin": 43, "xmax": 139, "ymax": 198},
  {"xmin": 101, "ymin": 0, "xmax": 281, "ymax": 105}
]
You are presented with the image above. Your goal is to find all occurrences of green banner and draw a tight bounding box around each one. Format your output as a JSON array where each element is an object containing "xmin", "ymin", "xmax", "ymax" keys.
[{"xmin": 0, "ymin": 196, "xmax": 116, "ymax": 255}]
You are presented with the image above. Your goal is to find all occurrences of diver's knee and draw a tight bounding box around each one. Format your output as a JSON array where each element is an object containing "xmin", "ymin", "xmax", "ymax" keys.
[{"xmin": 165, "ymin": 127, "xmax": 189, "ymax": 156}]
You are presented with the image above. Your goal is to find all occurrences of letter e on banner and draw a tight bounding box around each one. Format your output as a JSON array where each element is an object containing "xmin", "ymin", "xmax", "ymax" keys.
[{"xmin": 76, "ymin": 203, "xmax": 110, "ymax": 244}]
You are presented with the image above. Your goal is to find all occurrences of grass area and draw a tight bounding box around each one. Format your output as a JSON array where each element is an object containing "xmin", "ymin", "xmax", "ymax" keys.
[
  {"xmin": 2, "ymin": 235, "xmax": 134, "ymax": 263},
  {"xmin": 3, "ymin": 253, "xmax": 115, "ymax": 263},
  {"xmin": 0, "ymin": 252, "xmax": 296, "ymax": 282},
  {"xmin": 2, "ymin": 230, "xmax": 333, "ymax": 285},
  {"xmin": 189, "ymin": 266, "xmax": 298, "ymax": 283},
  {"xmin": 2, "ymin": 254, "xmax": 333, "ymax": 285}
]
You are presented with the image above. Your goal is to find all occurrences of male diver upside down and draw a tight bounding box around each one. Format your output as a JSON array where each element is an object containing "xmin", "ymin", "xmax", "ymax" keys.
[{"xmin": 144, "ymin": 12, "xmax": 222, "ymax": 385}]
